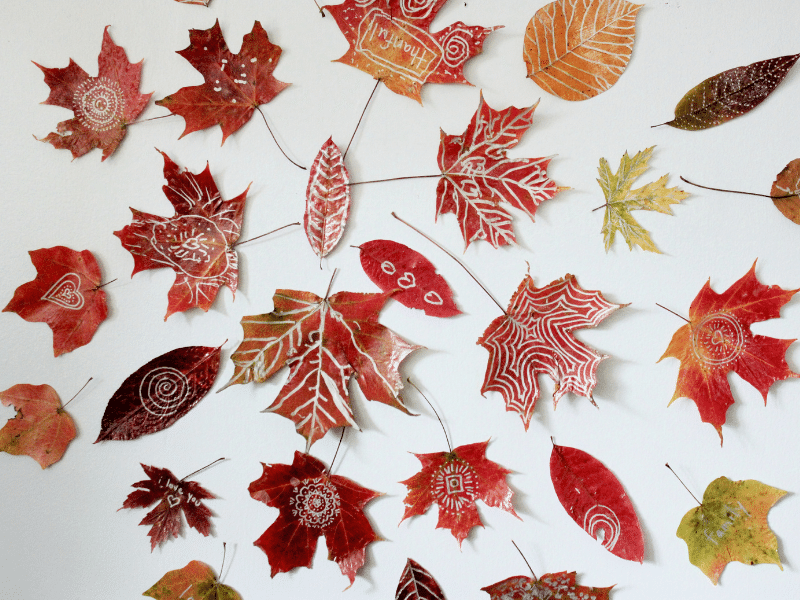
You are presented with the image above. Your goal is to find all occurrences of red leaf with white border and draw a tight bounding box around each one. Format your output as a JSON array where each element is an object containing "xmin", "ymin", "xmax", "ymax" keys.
[
  {"xmin": 121, "ymin": 463, "xmax": 215, "ymax": 551},
  {"xmin": 305, "ymin": 137, "xmax": 351, "ymax": 259},
  {"xmin": 95, "ymin": 345, "xmax": 221, "ymax": 442},
  {"xmin": 248, "ymin": 451, "xmax": 381, "ymax": 585},
  {"xmin": 396, "ymin": 559, "xmax": 446, "ymax": 600},
  {"xmin": 478, "ymin": 273, "xmax": 623, "ymax": 428},
  {"xmin": 400, "ymin": 440, "xmax": 517, "ymax": 546},
  {"xmin": 4, "ymin": 246, "xmax": 108, "ymax": 356},
  {"xmin": 550, "ymin": 443, "xmax": 644, "ymax": 562},
  {"xmin": 482, "ymin": 572, "xmax": 613, "ymax": 600},
  {"xmin": 114, "ymin": 150, "xmax": 249, "ymax": 319},
  {"xmin": 359, "ymin": 240, "xmax": 460, "ymax": 317}
]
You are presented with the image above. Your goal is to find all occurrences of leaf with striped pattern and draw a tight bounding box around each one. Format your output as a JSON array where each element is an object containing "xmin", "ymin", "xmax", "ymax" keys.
[
  {"xmin": 523, "ymin": 0, "xmax": 642, "ymax": 102},
  {"xmin": 305, "ymin": 137, "xmax": 351, "ymax": 260},
  {"xmin": 396, "ymin": 559, "xmax": 446, "ymax": 600},
  {"xmin": 477, "ymin": 273, "xmax": 623, "ymax": 428},
  {"xmin": 437, "ymin": 93, "xmax": 562, "ymax": 249},
  {"xmin": 222, "ymin": 288, "xmax": 418, "ymax": 449}
]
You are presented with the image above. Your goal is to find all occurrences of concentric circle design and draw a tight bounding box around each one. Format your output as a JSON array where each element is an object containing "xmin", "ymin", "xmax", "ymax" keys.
[
  {"xmin": 73, "ymin": 77, "xmax": 125, "ymax": 132},
  {"xmin": 401, "ymin": 0, "xmax": 436, "ymax": 19},
  {"xmin": 291, "ymin": 479, "xmax": 341, "ymax": 528},
  {"xmin": 691, "ymin": 313, "xmax": 745, "ymax": 366},
  {"xmin": 442, "ymin": 28, "xmax": 471, "ymax": 67},
  {"xmin": 433, "ymin": 461, "xmax": 477, "ymax": 513},
  {"xmin": 583, "ymin": 504, "xmax": 621, "ymax": 550},
  {"xmin": 139, "ymin": 367, "xmax": 191, "ymax": 417}
]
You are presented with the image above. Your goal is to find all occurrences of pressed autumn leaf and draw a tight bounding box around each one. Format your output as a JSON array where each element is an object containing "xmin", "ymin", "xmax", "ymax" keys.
[
  {"xmin": 677, "ymin": 476, "xmax": 787, "ymax": 584},
  {"xmin": 661, "ymin": 54, "xmax": 799, "ymax": 130},
  {"xmin": 114, "ymin": 150, "xmax": 249, "ymax": 319},
  {"xmin": 174, "ymin": 0, "xmax": 210, "ymax": 5},
  {"xmin": 598, "ymin": 146, "xmax": 689, "ymax": 253},
  {"xmin": 523, "ymin": 0, "xmax": 642, "ymax": 101},
  {"xmin": 770, "ymin": 159, "xmax": 800, "ymax": 224},
  {"xmin": 121, "ymin": 463, "xmax": 215, "ymax": 550},
  {"xmin": 550, "ymin": 443, "xmax": 644, "ymax": 562},
  {"xmin": 324, "ymin": 0, "xmax": 498, "ymax": 103},
  {"xmin": 396, "ymin": 559, "xmax": 446, "ymax": 600},
  {"xmin": 482, "ymin": 572, "xmax": 613, "ymax": 600},
  {"xmin": 156, "ymin": 20, "xmax": 289, "ymax": 143},
  {"xmin": 400, "ymin": 440, "xmax": 517, "ymax": 545},
  {"xmin": 95, "ymin": 345, "xmax": 220, "ymax": 442},
  {"xmin": 659, "ymin": 262, "xmax": 798, "ymax": 442},
  {"xmin": 478, "ymin": 273, "xmax": 623, "ymax": 428},
  {"xmin": 144, "ymin": 560, "xmax": 240, "ymax": 600},
  {"xmin": 249, "ymin": 451, "xmax": 381, "ymax": 585},
  {"xmin": 438, "ymin": 93, "xmax": 562, "ymax": 249},
  {"xmin": 358, "ymin": 239, "xmax": 460, "ymax": 317},
  {"xmin": 0, "ymin": 384, "xmax": 76, "ymax": 469},
  {"xmin": 3, "ymin": 246, "xmax": 108, "ymax": 356},
  {"xmin": 305, "ymin": 137, "xmax": 351, "ymax": 260},
  {"xmin": 223, "ymin": 287, "xmax": 418, "ymax": 449}
]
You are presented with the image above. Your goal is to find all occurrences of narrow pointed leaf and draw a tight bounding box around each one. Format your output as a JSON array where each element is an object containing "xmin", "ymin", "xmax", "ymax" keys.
[
  {"xmin": 305, "ymin": 137, "xmax": 351, "ymax": 258},
  {"xmin": 396, "ymin": 559, "xmax": 446, "ymax": 600}
]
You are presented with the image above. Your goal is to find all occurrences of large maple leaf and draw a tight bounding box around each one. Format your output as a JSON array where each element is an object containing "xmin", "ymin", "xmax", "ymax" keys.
[
  {"xmin": 0, "ymin": 383, "xmax": 76, "ymax": 469},
  {"xmin": 248, "ymin": 451, "xmax": 381, "ymax": 585},
  {"xmin": 482, "ymin": 572, "xmax": 613, "ymax": 600},
  {"xmin": 677, "ymin": 476, "xmax": 786, "ymax": 584},
  {"xmin": 121, "ymin": 463, "xmax": 215, "ymax": 551},
  {"xmin": 35, "ymin": 26, "xmax": 151, "ymax": 160},
  {"xmin": 478, "ymin": 273, "xmax": 623, "ymax": 428},
  {"xmin": 114, "ymin": 150, "xmax": 249, "ymax": 319},
  {"xmin": 324, "ymin": 0, "xmax": 498, "ymax": 103},
  {"xmin": 399, "ymin": 440, "xmax": 517, "ymax": 545},
  {"xmin": 3, "ymin": 246, "xmax": 108, "ymax": 356},
  {"xmin": 659, "ymin": 262, "xmax": 798, "ymax": 442},
  {"xmin": 223, "ymin": 287, "xmax": 418, "ymax": 449},
  {"xmin": 156, "ymin": 20, "xmax": 289, "ymax": 144},
  {"xmin": 437, "ymin": 93, "xmax": 561, "ymax": 248}
]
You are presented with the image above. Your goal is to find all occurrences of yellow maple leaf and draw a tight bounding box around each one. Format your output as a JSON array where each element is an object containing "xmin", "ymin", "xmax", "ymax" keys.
[{"xmin": 597, "ymin": 146, "xmax": 688, "ymax": 253}]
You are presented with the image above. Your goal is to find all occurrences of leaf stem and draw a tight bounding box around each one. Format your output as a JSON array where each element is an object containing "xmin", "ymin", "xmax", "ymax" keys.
[
  {"xmin": 327, "ymin": 427, "xmax": 346, "ymax": 475},
  {"xmin": 406, "ymin": 378, "xmax": 452, "ymax": 453},
  {"xmin": 511, "ymin": 540, "xmax": 537, "ymax": 581},
  {"xmin": 93, "ymin": 278, "xmax": 118, "ymax": 291},
  {"xmin": 392, "ymin": 212, "xmax": 507, "ymax": 316},
  {"xmin": 324, "ymin": 268, "xmax": 338, "ymax": 301},
  {"xmin": 348, "ymin": 174, "xmax": 441, "ymax": 188},
  {"xmin": 63, "ymin": 377, "xmax": 92, "ymax": 408},
  {"xmin": 665, "ymin": 463, "xmax": 702, "ymax": 506},
  {"xmin": 255, "ymin": 106, "xmax": 306, "ymax": 170},
  {"xmin": 344, "ymin": 78, "xmax": 381, "ymax": 160},
  {"xmin": 126, "ymin": 113, "xmax": 176, "ymax": 127},
  {"xmin": 232, "ymin": 222, "xmax": 300, "ymax": 248},
  {"xmin": 312, "ymin": 0, "xmax": 325, "ymax": 16},
  {"xmin": 181, "ymin": 457, "xmax": 225, "ymax": 482},
  {"xmin": 655, "ymin": 303, "xmax": 690, "ymax": 324},
  {"xmin": 591, "ymin": 203, "xmax": 608, "ymax": 212},
  {"xmin": 680, "ymin": 176, "xmax": 798, "ymax": 200},
  {"xmin": 219, "ymin": 542, "xmax": 227, "ymax": 582}
]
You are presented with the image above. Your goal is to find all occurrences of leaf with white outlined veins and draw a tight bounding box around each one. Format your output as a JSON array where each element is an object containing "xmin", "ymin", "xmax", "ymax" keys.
[{"xmin": 304, "ymin": 138, "xmax": 351, "ymax": 259}]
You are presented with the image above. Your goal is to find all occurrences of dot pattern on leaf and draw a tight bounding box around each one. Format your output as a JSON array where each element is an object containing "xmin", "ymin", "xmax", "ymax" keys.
[{"xmin": 74, "ymin": 77, "xmax": 125, "ymax": 131}]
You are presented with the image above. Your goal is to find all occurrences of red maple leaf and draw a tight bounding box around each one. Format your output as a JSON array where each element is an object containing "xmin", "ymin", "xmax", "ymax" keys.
[
  {"xmin": 324, "ymin": 0, "xmax": 498, "ymax": 102},
  {"xmin": 34, "ymin": 26, "xmax": 151, "ymax": 161},
  {"xmin": 120, "ymin": 463, "xmax": 215, "ymax": 551},
  {"xmin": 4, "ymin": 246, "xmax": 108, "ymax": 356},
  {"xmin": 248, "ymin": 451, "xmax": 381, "ymax": 585},
  {"xmin": 399, "ymin": 440, "xmax": 517, "ymax": 545},
  {"xmin": 437, "ymin": 93, "xmax": 561, "ymax": 248},
  {"xmin": 660, "ymin": 262, "xmax": 798, "ymax": 442},
  {"xmin": 156, "ymin": 20, "xmax": 289, "ymax": 144},
  {"xmin": 114, "ymin": 150, "xmax": 249, "ymax": 319},
  {"xmin": 482, "ymin": 572, "xmax": 613, "ymax": 600},
  {"xmin": 477, "ymin": 273, "xmax": 623, "ymax": 428},
  {"xmin": 223, "ymin": 287, "xmax": 418, "ymax": 449}
]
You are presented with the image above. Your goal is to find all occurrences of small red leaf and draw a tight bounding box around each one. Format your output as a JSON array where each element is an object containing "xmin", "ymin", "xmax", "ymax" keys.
[
  {"xmin": 95, "ymin": 345, "xmax": 221, "ymax": 442},
  {"xmin": 305, "ymin": 137, "xmax": 351, "ymax": 258},
  {"xmin": 359, "ymin": 240, "xmax": 461, "ymax": 318},
  {"xmin": 4, "ymin": 246, "xmax": 108, "ymax": 356},
  {"xmin": 550, "ymin": 443, "xmax": 644, "ymax": 562},
  {"xmin": 482, "ymin": 572, "xmax": 613, "ymax": 600},
  {"xmin": 396, "ymin": 559, "xmax": 446, "ymax": 600},
  {"xmin": 121, "ymin": 464, "xmax": 215, "ymax": 551}
]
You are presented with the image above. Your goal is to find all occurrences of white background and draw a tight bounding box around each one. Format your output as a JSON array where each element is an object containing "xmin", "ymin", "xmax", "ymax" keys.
[{"xmin": 2, "ymin": 1, "xmax": 800, "ymax": 599}]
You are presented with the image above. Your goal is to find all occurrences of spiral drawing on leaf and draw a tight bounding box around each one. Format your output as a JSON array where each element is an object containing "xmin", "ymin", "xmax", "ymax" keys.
[
  {"xmin": 583, "ymin": 504, "xmax": 621, "ymax": 550},
  {"xmin": 691, "ymin": 313, "xmax": 745, "ymax": 367},
  {"xmin": 291, "ymin": 479, "xmax": 341, "ymax": 528},
  {"xmin": 442, "ymin": 28, "xmax": 472, "ymax": 67},
  {"xmin": 74, "ymin": 77, "xmax": 125, "ymax": 132},
  {"xmin": 139, "ymin": 367, "xmax": 191, "ymax": 417},
  {"xmin": 401, "ymin": 0, "xmax": 437, "ymax": 20}
]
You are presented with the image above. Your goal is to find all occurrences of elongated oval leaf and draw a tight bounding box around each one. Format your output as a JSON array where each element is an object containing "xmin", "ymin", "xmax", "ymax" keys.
[
  {"xmin": 95, "ymin": 345, "xmax": 221, "ymax": 442},
  {"xmin": 523, "ymin": 0, "xmax": 642, "ymax": 101},
  {"xmin": 359, "ymin": 240, "xmax": 460, "ymax": 318},
  {"xmin": 664, "ymin": 54, "xmax": 799, "ymax": 130},
  {"xmin": 770, "ymin": 158, "xmax": 800, "ymax": 224},
  {"xmin": 550, "ymin": 443, "xmax": 644, "ymax": 562},
  {"xmin": 396, "ymin": 559, "xmax": 446, "ymax": 600},
  {"xmin": 305, "ymin": 137, "xmax": 351, "ymax": 259}
]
